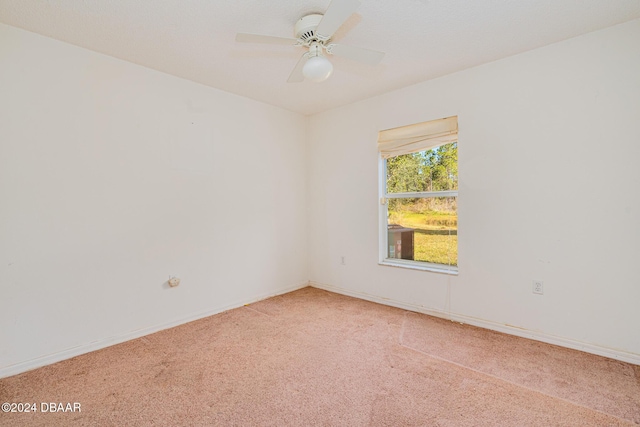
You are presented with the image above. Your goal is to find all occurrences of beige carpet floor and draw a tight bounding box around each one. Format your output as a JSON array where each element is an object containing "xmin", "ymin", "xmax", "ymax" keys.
[{"xmin": 1, "ymin": 287, "xmax": 639, "ymax": 426}]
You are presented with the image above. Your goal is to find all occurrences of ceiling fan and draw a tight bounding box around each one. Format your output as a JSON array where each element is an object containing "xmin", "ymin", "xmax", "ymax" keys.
[{"xmin": 235, "ymin": 0, "xmax": 385, "ymax": 83}]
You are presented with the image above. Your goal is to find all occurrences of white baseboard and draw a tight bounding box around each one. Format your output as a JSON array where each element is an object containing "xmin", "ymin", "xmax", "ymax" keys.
[
  {"xmin": 0, "ymin": 281, "xmax": 309, "ymax": 379},
  {"xmin": 310, "ymin": 281, "xmax": 640, "ymax": 366}
]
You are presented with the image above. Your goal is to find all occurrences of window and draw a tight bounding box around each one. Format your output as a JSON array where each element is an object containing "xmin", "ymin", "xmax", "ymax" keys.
[{"xmin": 378, "ymin": 116, "xmax": 458, "ymax": 273}]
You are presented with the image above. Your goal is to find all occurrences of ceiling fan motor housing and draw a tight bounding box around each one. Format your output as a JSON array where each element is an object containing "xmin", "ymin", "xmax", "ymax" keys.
[{"xmin": 294, "ymin": 14, "xmax": 324, "ymax": 43}]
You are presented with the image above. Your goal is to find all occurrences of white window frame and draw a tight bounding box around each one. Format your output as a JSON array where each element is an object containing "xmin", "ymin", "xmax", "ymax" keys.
[{"xmin": 378, "ymin": 153, "xmax": 459, "ymax": 275}]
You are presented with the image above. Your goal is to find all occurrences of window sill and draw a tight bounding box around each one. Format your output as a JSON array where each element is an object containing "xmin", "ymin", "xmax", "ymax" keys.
[{"xmin": 379, "ymin": 259, "xmax": 458, "ymax": 275}]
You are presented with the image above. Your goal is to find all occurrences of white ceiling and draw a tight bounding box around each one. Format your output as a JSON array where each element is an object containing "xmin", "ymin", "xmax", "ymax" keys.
[{"xmin": 1, "ymin": 0, "xmax": 640, "ymax": 115}]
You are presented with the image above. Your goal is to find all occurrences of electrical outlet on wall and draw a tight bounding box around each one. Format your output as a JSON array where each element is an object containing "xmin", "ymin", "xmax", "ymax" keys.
[
  {"xmin": 532, "ymin": 280, "xmax": 544, "ymax": 295},
  {"xmin": 340, "ymin": 256, "xmax": 346, "ymax": 265}
]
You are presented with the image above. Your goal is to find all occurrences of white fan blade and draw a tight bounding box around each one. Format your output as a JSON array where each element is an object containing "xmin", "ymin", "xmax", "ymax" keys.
[
  {"xmin": 327, "ymin": 43, "xmax": 385, "ymax": 65},
  {"xmin": 316, "ymin": 0, "xmax": 362, "ymax": 39},
  {"xmin": 236, "ymin": 33, "xmax": 299, "ymax": 46},
  {"xmin": 287, "ymin": 53, "xmax": 309, "ymax": 83}
]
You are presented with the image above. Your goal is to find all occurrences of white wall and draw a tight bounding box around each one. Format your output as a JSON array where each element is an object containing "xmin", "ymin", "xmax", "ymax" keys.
[
  {"xmin": 0, "ymin": 23, "xmax": 308, "ymax": 376},
  {"xmin": 307, "ymin": 19, "xmax": 640, "ymax": 361}
]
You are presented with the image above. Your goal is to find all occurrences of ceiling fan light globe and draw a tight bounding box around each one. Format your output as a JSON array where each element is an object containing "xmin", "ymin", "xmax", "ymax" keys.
[{"xmin": 302, "ymin": 56, "xmax": 333, "ymax": 82}]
